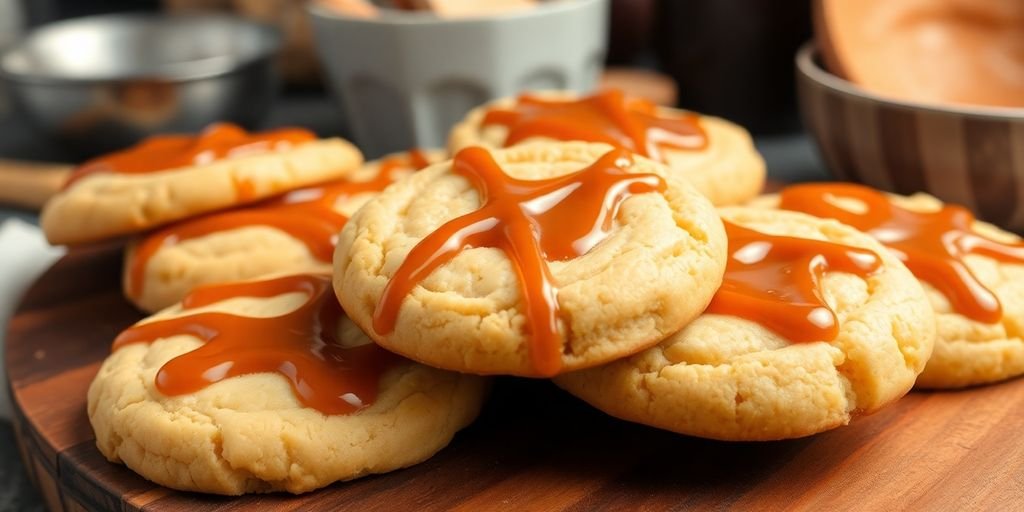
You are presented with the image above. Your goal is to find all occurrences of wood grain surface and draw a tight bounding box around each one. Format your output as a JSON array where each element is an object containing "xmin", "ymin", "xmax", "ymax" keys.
[{"xmin": 7, "ymin": 242, "xmax": 1024, "ymax": 511}]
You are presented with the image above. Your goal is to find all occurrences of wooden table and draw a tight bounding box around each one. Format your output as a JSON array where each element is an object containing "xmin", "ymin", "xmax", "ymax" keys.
[{"xmin": 7, "ymin": 242, "xmax": 1024, "ymax": 511}]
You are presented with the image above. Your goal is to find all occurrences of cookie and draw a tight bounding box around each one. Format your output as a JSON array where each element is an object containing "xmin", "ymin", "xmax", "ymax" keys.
[
  {"xmin": 760, "ymin": 183, "xmax": 1024, "ymax": 389},
  {"xmin": 42, "ymin": 123, "xmax": 363, "ymax": 246},
  {"xmin": 448, "ymin": 89, "xmax": 765, "ymax": 206},
  {"xmin": 334, "ymin": 142, "xmax": 727, "ymax": 377},
  {"xmin": 88, "ymin": 273, "xmax": 488, "ymax": 495},
  {"xmin": 124, "ymin": 149, "xmax": 443, "ymax": 313},
  {"xmin": 555, "ymin": 207, "xmax": 935, "ymax": 441}
]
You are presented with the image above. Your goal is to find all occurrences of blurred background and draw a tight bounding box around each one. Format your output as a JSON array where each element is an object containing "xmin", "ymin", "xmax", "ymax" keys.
[{"xmin": 0, "ymin": 0, "xmax": 827, "ymax": 180}]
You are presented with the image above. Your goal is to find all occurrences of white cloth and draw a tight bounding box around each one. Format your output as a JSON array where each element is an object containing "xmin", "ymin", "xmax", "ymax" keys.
[{"xmin": 0, "ymin": 219, "xmax": 64, "ymax": 420}]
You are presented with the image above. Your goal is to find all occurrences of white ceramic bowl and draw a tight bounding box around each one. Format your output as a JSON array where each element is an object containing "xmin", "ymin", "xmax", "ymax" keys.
[{"xmin": 308, "ymin": 0, "xmax": 608, "ymax": 157}]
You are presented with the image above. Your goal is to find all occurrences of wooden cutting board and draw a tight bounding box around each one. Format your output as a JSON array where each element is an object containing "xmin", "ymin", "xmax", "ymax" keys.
[{"xmin": 7, "ymin": 242, "xmax": 1024, "ymax": 511}]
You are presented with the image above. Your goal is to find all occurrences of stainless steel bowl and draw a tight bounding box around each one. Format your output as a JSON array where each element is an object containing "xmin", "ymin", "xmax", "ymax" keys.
[{"xmin": 0, "ymin": 13, "xmax": 281, "ymax": 156}]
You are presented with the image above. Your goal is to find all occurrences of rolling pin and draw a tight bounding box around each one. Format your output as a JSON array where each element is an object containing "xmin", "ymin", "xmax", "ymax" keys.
[{"xmin": 0, "ymin": 159, "xmax": 72, "ymax": 210}]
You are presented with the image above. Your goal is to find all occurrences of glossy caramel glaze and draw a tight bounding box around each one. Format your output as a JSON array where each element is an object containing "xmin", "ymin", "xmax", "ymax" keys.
[
  {"xmin": 780, "ymin": 183, "xmax": 1024, "ymax": 323},
  {"xmin": 127, "ymin": 150, "xmax": 433, "ymax": 299},
  {"xmin": 373, "ymin": 147, "xmax": 666, "ymax": 376},
  {"xmin": 707, "ymin": 221, "xmax": 882, "ymax": 342},
  {"xmin": 114, "ymin": 274, "xmax": 401, "ymax": 415},
  {"xmin": 482, "ymin": 89, "xmax": 707, "ymax": 162},
  {"xmin": 65, "ymin": 123, "xmax": 317, "ymax": 187}
]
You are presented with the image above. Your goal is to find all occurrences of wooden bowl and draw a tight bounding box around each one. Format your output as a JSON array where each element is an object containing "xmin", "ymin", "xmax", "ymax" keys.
[{"xmin": 795, "ymin": 42, "xmax": 1024, "ymax": 232}]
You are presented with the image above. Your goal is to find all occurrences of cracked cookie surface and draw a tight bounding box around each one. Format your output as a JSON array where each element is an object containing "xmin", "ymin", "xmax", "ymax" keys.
[
  {"xmin": 333, "ymin": 142, "xmax": 727, "ymax": 377},
  {"xmin": 448, "ymin": 91, "xmax": 765, "ymax": 206},
  {"xmin": 42, "ymin": 138, "xmax": 363, "ymax": 245},
  {"xmin": 754, "ymin": 192, "xmax": 1024, "ymax": 389},
  {"xmin": 123, "ymin": 150, "xmax": 444, "ymax": 313},
  {"xmin": 87, "ymin": 280, "xmax": 488, "ymax": 495},
  {"xmin": 554, "ymin": 207, "xmax": 935, "ymax": 440}
]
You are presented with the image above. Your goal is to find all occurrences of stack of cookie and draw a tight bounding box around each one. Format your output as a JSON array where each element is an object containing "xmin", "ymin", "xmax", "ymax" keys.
[
  {"xmin": 56, "ymin": 89, "xmax": 1024, "ymax": 497},
  {"xmin": 44, "ymin": 122, "xmax": 487, "ymax": 494}
]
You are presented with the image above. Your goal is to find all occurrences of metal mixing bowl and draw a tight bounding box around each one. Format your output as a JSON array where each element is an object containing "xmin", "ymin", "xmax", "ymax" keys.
[{"xmin": 0, "ymin": 13, "xmax": 281, "ymax": 156}]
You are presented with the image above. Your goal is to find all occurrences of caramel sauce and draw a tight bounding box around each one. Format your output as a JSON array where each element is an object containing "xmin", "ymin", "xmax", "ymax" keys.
[
  {"xmin": 706, "ymin": 221, "xmax": 881, "ymax": 342},
  {"xmin": 373, "ymin": 147, "xmax": 666, "ymax": 376},
  {"xmin": 65, "ymin": 123, "xmax": 317, "ymax": 187},
  {"xmin": 779, "ymin": 183, "xmax": 1024, "ymax": 323},
  {"xmin": 481, "ymin": 89, "xmax": 707, "ymax": 162},
  {"xmin": 113, "ymin": 274, "xmax": 400, "ymax": 415},
  {"xmin": 128, "ymin": 150, "xmax": 433, "ymax": 299}
]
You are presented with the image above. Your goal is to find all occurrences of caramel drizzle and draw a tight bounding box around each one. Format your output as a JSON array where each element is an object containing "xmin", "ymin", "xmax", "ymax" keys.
[
  {"xmin": 113, "ymin": 274, "xmax": 400, "ymax": 415},
  {"xmin": 373, "ymin": 147, "xmax": 666, "ymax": 376},
  {"xmin": 128, "ymin": 150, "xmax": 433, "ymax": 299},
  {"xmin": 481, "ymin": 89, "xmax": 707, "ymax": 162},
  {"xmin": 779, "ymin": 183, "xmax": 1024, "ymax": 323},
  {"xmin": 65, "ymin": 123, "xmax": 316, "ymax": 187},
  {"xmin": 706, "ymin": 221, "xmax": 882, "ymax": 342}
]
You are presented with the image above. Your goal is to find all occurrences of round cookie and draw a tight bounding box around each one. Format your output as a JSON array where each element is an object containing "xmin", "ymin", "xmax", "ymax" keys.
[
  {"xmin": 334, "ymin": 142, "xmax": 727, "ymax": 377},
  {"xmin": 754, "ymin": 187, "xmax": 1024, "ymax": 389},
  {"xmin": 88, "ymin": 273, "xmax": 488, "ymax": 495},
  {"xmin": 124, "ymin": 149, "xmax": 444, "ymax": 313},
  {"xmin": 448, "ymin": 90, "xmax": 766, "ymax": 206},
  {"xmin": 554, "ymin": 207, "xmax": 935, "ymax": 441},
  {"xmin": 42, "ymin": 125, "xmax": 363, "ymax": 246}
]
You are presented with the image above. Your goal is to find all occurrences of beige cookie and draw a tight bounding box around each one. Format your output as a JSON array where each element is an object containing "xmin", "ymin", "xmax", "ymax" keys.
[
  {"xmin": 334, "ymin": 142, "xmax": 727, "ymax": 377},
  {"xmin": 754, "ymin": 190, "xmax": 1024, "ymax": 389},
  {"xmin": 555, "ymin": 207, "xmax": 935, "ymax": 441},
  {"xmin": 124, "ymin": 149, "xmax": 445, "ymax": 313},
  {"xmin": 448, "ymin": 90, "xmax": 766, "ymax": 206},
  {"xmin": 42, "ymin": 137, "xmax": 363, "ymax": 245},
  {"xmin": 88, "ymin": 274, "xmax": 488, "ymax": 495}
]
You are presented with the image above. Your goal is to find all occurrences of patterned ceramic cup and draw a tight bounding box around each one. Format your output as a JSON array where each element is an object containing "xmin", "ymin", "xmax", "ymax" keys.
[
  {"xmin": 308, "ymin": 0, "xmax": 608, "ymax": 158},
  {"xmin": 796, "ymin": 42, "xmax": 1024, "ymax": 232}
]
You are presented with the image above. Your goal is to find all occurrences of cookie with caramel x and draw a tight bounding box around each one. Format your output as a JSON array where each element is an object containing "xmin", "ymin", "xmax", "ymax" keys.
[
  {"xmin": 88, "ymin": 273, "xmax": 487, "ymax": 495},
  {"xmin": 42, "ymin": 123, "xmax": 363, "ymax": 245},
  {"xmin": 123, "ymin": 149, "xmax": 443, "ymax": 313},
  {"xmin": 555, "ymin": 207, "xmax": 935, "ymax": 440},
  {"xmin": 333, "ymin": 142, "xmax": 727, "ymax": 377},
  {"xmin": 757, "ymin": 183, "xmax": 1024, "ymax": 389},
  {"xmin": 448, "ymin": 89, "xmax": 766, "ymax": 206}
]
